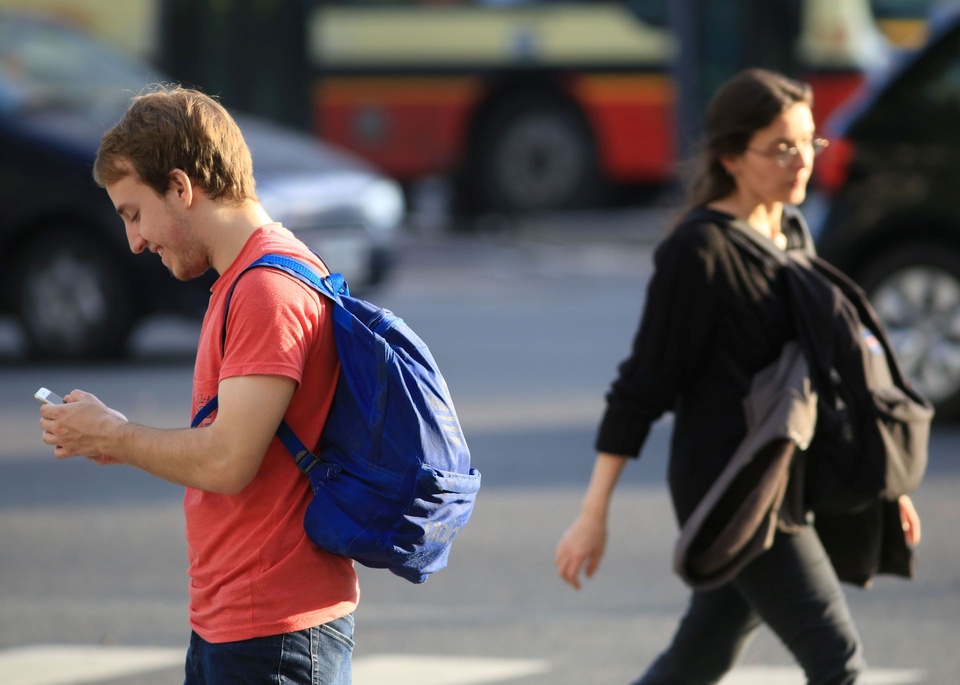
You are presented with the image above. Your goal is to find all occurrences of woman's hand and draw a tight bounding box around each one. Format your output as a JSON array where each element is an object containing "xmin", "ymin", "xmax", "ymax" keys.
[
  {"xmin": 555, "ymin": 452, "xmax": 628, "ymax": 589},
  {"xmin": 555, "ymin": 511, "xmax": 608, "ymax": 590},
  {"xmin": 899, "ymin": 495, "xmax": 921, "ymax": 546}
]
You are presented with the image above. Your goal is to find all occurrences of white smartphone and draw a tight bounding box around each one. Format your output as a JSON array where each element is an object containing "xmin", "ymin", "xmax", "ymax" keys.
[{"xmin": 35, "ymin": 387, "xmax": 64, "ymax": 405}]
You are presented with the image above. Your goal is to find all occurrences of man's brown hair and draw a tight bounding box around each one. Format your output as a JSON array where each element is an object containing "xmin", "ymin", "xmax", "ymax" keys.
[{"xmin": 93, "ymin": 85, "xmax": 257, "ymax": 203}]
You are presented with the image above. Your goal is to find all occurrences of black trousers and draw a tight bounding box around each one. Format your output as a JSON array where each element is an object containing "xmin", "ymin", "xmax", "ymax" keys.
[{"xmin": 634, "ymin": 526, "xmax": 865, "ymax": 685}]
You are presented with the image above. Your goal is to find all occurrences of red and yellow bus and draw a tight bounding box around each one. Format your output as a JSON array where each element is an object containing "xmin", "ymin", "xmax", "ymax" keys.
[
  {"xmin": 308, "ymin": 0, "xmax": 896, "ymax": 213},
  {"xmin": 0, "ymin": 0, "xmax": 910, "ymax": 214}
]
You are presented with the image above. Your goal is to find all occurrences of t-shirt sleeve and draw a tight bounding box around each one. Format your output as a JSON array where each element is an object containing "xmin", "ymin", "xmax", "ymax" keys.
[
  {"xmin": 218, "ymin": 269, "xmax": 325, "ymax": 385},
  {"xmin": 595, "ymin": 223, "xmax": 721, "ymax": 457}
]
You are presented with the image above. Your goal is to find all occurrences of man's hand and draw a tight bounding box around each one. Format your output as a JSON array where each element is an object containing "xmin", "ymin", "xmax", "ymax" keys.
[
  {"xmin": 38, "ymin": 376, "xmax": 295, "ymax": 492},
  {"xmin": 39, "ymin": 389, "xmax": 127, "ymax": 463}
]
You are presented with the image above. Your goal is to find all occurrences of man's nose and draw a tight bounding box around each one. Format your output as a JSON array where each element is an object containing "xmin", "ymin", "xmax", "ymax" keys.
[{"xmin": 127, "ymin": 228, "xmax": 147, "ymax": 254}]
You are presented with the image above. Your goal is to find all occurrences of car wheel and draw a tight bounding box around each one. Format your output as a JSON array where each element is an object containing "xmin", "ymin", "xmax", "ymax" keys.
[
  {"xmin": 857, "ymin": 244, "xmax": 960, "ymax": 418},
  {"xmin": 475, "ymin": 97, "xmax": 600, "ymax": 213},
  {"xmin": 12, "ymin": 227, "xmax": 137, "ymax": 359}
]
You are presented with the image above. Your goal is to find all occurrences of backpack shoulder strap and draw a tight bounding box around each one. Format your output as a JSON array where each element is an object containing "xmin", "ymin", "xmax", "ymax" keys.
[
  {"xmin": 191, "ymin": 253, "xmax": 348, "ymax": 479},
  {"xmin": 677, "ymin": 206, "xmax": 791, "ymax": 268},
  {"xmin": 219, "ymin": 255, "xmax": 349, "ymax": 354},
  {"xmin": 809, "ymin": 255, "xmax": 926, "ymax": 399},
  {"xmin": 680, "ymin": 205, "xmax": 816, "ymax": 265}
]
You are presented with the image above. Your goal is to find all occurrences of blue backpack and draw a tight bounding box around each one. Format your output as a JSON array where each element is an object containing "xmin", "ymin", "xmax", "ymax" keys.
[{"xmin": 192, "ymin": 254, "xmax": 480, "ymax": 583}]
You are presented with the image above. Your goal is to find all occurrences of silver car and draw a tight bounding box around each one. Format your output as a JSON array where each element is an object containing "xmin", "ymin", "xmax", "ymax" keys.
[{"xmin": 0, "ymin": 11, "xmax": 404, "ymax": 359}]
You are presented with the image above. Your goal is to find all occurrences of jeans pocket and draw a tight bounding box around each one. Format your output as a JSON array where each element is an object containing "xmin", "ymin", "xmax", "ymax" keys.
[
  {"xmin": 311, "ymin": 615, "xmax": 355, "ymax": 685},
  {"xmin": 317, "ymin": 613, "xmax": 356, "ymax": 651}
]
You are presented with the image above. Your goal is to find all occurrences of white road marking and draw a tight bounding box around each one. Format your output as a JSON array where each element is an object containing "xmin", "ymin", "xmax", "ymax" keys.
[
  {"xmin": 0, "ymin": 645, "xmax": 183, "ymax": 685},
  {"xmin": 0, "ymin": 646, "xmax": 927, "ymax": 685},
  {"xmin": 353, "ymin": 654, "xmax": 550, "ymax": 684},
  {"xmin": 719, "ymin": 666, "xmax": 927, "ymax": 684},
  {"xmin": 0, "ymin": 646, "xmax": 548, "ymax": 685}
]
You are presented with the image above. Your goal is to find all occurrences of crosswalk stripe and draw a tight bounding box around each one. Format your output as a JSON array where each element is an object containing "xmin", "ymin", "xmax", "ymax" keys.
[
  {"xmin": 0, "ymin": 645, "xmax": 927, "ymax": 685},
  {"xmin": 0, "ymin": 645, "xmax": 183, "ymax": 685},
  {"xmin": 0, "ymin": 646, "xmax": 549, "ymax": 685},
  {"xmin": 353, "ymin": 654, "xmax": 549, "ymax": 684},
  {"xmin": 719, "ymin": 666, "xmax": 926, "ymax": 684}
]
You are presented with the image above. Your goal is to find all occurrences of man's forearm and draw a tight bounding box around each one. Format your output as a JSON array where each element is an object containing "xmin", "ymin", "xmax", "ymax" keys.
[
  {"xmin": 42, "ymin": 402, "xmax": 266, "ymax": 494},
  {"xmin": 41, "ymin": 377, "xmax": 294, "ymax": 495},
  {"xmin": 107, "ymin": 421, "xmax": 258, "ymax": 494}
]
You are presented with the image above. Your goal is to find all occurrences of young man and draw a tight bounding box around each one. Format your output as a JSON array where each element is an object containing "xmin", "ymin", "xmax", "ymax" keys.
[{"xmin": 38, "ymin": 86, "xmax": 359, "ymax": 685}]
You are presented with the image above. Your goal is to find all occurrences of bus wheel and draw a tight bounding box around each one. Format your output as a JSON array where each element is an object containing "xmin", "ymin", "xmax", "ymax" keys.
[{"xmin": 475, "ymin": 97, "xmax": 600, "ymax": 213}]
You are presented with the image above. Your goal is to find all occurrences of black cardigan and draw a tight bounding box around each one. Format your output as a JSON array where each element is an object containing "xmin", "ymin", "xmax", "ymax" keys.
[
  {"xmin": 597, "ymin": 206, "xmax": 915, "ymax": 586},
  {"xmin": 596, "ymin": 207, "xmax": 807, "ymax": 524}
]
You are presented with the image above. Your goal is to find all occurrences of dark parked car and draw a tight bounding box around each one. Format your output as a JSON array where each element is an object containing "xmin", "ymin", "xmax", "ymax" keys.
[
  {"xmin": 810, "ymin": 4, "xmax": 960, "ymax": 418},
  {"xmin": 0, "ymin": 12, "xmax": 404, "ymax": 359}
]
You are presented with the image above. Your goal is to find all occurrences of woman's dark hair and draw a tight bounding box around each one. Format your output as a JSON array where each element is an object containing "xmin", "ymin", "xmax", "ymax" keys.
[{"xmin": 674, "ymin": 69, "xmax": 813, "ymax": 222}]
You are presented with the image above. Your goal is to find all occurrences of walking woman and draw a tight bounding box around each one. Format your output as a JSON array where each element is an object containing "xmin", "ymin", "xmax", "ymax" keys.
[{"xmin": 554, "ymin": 68, "xmax": 922, "ymax": 685}]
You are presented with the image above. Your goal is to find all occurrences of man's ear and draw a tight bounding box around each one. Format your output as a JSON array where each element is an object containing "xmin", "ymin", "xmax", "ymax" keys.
[{"xmin": 167, "ymin": 169, "xmax": 194, "ymax": 206}]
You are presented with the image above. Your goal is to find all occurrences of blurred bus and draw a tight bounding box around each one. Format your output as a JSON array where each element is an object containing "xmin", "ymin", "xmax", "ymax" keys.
[
  {"xmin": 0, "ymin": 0, "xmax": 912, "ymax": 213},
  {"xmin": 310, "ymin": 0, "xmax": 892, "ymax": 213},
  {"xmin": 872, "ymin": 0, "xmax": 941, "ymax": 49}
]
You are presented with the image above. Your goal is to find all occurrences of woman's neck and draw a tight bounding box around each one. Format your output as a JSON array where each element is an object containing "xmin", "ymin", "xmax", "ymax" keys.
[{"xmin": 708, "ymin": 195, "xmax": 784, "ymax": 247}]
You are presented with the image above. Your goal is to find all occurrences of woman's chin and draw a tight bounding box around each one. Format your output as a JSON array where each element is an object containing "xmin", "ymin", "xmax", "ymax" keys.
[{"xmin": 788, "ymin": 187, "xmax": 808, "ymax": 206}]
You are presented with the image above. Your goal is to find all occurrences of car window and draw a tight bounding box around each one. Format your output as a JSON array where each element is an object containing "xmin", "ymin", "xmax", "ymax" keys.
[
  {"xmin": 919, "ymin": 46, "xmax": 960, "ymax": 111},
  {"xmin": 0, "ymin": 16, "xmax": 157, "ymax": 119},
  {"xmin": 865, "ymin": 25, "xmax": 960, "ymax": 138}
]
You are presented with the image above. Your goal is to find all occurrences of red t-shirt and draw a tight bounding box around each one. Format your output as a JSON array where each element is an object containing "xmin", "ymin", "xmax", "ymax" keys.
[{"xmin": 187, "ymin": 224, "xmax": 358, "ymax": 643}]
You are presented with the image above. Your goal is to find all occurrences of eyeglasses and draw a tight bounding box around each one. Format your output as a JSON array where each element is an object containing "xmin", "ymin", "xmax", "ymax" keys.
[{"xmin": 747, "ymin": 137, "xmax": 829, "ymax": 168}]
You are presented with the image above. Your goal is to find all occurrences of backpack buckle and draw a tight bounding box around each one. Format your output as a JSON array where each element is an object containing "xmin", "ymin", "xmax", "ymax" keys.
[{"xmin": 296, "ymin": 450, "xmax": 342, "ymax": 481}]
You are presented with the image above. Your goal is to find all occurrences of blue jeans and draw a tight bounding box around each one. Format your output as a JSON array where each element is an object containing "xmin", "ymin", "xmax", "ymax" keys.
[
  {"xmin": 634, "ymin": 527, "xmax": 865, "ymax": 685},
  {"xmin": 184, "ymin": 614, "xmax": 355, "ymax": 685}
]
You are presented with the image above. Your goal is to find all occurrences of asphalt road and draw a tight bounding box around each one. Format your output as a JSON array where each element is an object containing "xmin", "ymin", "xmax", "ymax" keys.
[{"xmin": 1, "ymin": 211, "xmax": 957, "ymax": 684}]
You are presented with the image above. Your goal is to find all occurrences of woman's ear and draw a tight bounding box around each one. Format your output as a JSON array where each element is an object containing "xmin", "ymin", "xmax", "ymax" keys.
[{"xmin": 720, "ymin": 155, "xmax": 739, "ymax": 178}]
